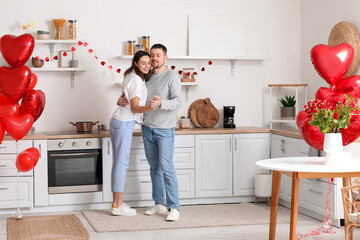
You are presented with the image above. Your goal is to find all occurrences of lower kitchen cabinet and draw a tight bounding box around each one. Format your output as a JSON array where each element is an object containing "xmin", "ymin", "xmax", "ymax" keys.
[
  {"xmin": 195, "ymin": 133, "xmax": 270, "ymax": 198},
  {"xmin": 0, "ymin": 140, "xmax": 34, "ymax": 209},
  {"xmin": 233, "ymin": 133, "xmax": 270, "ymax": 196},
  {"xmin": 195, "ymin": 135, "xmax": 232, "ymax": 198}
]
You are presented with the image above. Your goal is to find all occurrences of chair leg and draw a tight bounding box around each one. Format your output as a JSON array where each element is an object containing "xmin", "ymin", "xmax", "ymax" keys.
[
  {"xmin": 345, "ymin": 225, "xmax": 354, "ymax": 240},
  {"xmin": 254, "ymin": 196, "xmax": 258, "ymax": 204}
]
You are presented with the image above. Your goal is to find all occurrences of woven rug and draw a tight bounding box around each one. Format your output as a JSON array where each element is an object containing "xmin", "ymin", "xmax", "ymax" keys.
[
  {"xmin": 82, "ymin": 203, "xmax": 290, "ymax": 232},
  {"xmin": 7, "ymin": 214, "xmax": 89, "ymax": 240}
]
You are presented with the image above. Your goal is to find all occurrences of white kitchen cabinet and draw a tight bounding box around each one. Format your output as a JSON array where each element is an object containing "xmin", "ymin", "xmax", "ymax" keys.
[
  {"xmin": 33, "ymin": 140, "xmax": 48, "ymax": 206},
  {"xmin": 0, "ymin": 140, "xmax": 34, "ymax": 209},
  {"xmin": 195, "ymin": 135, "xmax": 233, "ymax": 198},
  {"xmin": 233, "ymin": 133, "xmax": 270, "ymax": 196}
]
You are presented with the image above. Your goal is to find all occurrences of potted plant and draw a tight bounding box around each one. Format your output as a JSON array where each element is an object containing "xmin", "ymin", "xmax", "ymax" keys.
[{"xmin": 279, "ymin": 95, "xmax": 296, "ymax": 119}]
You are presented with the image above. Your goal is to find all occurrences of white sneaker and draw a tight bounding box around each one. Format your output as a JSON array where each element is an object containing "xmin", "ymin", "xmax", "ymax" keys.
[
  {"xmin": 111, "ymin": 203, "xmax": 136, "ymax": 216},
  {"xmin": 166, "ymin": 208, "xmax": 180, "ymax": 221},
  {"xmin": 144, "ymin": 204, "xmax": 167, "ymax": 215}
]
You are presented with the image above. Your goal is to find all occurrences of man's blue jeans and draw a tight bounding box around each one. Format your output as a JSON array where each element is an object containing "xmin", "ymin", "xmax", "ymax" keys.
[{"xmin": 141, "ymin": 125, "xmax": 180, "ymax": 210}]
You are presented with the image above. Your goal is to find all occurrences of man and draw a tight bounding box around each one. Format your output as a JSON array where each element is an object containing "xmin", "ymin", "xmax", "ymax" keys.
[{"xmin": 120, "ymin": 44, "xmax": 182, "ymax": 221}]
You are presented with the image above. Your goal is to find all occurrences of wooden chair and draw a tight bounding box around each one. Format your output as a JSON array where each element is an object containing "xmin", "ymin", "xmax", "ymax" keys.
[{"xmin": 341, "ymin": 184, "xmax": 360, "ymax": 240}]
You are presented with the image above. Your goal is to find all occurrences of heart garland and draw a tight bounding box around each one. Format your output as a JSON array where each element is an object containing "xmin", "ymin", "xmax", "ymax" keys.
[{"xmin": 297, "ymin": 43, "xmax": 360, "ymax": 150}]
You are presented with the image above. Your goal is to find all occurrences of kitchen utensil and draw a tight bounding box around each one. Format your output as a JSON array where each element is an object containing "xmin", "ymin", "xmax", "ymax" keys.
[
  {"xmin": 69, "ymin": 121, "xmax": 99, "ymax": 133},
  {"xmin": 189, "ymin": 98, "xmax": 215, "ymax": 128},
  {"xmin": 197, "ymin": 101, "xmax": 219, "ymax": 128}
]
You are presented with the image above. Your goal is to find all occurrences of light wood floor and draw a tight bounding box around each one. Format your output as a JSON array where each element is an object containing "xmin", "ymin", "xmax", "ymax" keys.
[{"xmin": 1, "ymin": 203, "xmax": 359, "ymax": 240}]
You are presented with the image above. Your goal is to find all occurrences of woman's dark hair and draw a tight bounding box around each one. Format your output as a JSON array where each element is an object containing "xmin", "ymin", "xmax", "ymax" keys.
[{"xmin": 124, "ymin": 50, "xmax": 150, "ymax": 80}]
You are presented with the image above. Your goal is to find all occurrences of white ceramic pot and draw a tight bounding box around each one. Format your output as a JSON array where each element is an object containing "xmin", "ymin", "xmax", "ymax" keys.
[{"xmin": 323, "ymin": 133, "xmax": 351, "ymax": 165}]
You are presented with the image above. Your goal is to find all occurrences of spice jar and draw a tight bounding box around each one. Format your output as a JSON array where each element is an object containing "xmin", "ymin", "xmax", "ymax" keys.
[
  {"xmin": 135, "ymin": 44, "xmax": 144, "ymax": 53},
  {"xmin": 127, "ymin": 40, "xmax": 135, "ymax": 55},
  {"xmin": 142, "ymin": 36, "xmax": 150, "ymax": 53},
  {"xmin": 68, "ymin": 20, "xmax": 77, "ymax": 40},
  {"xmin": 180, "ymin": 116, "xmax": 191, "ymax": 129}
]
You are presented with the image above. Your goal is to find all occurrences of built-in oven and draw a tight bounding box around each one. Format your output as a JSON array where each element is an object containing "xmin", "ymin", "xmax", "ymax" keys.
[{"xmin": 47, "ymin": 138, "xmax": 102, "ymax": 194}]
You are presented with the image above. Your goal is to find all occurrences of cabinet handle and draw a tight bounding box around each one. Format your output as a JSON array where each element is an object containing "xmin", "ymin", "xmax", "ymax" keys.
[
  {"xmin": 0, "ymin": 164, "xmax": 7, "ymax": 167},
  {"xmin": 107, "ymin": 141, "xmax": 110, "ymax": 155},
  {"xmin": 0, "ymin": 187, "xmax": 8, "ymax": 190},
  {"xmin": 140, "ymin": 180, "xmax": 151, "ymax": 184},
  {"xmin": 308, "ymin": 189, "xmax": 323, "ymax": 195}
]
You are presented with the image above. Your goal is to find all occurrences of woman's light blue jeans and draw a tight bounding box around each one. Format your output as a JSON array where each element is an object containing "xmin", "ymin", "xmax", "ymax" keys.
[
  {"xmin": 141, "ymin": 125, "xmax": 180, "ymax": 210},
  {"xmin": 110, "ymin": 118, "xmax": 135, "ymax": 192}
]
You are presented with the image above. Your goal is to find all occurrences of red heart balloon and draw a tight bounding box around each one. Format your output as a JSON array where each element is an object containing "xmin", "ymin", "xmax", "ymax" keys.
[
  {"xmin": 0, "ymin": 91, "xmax": 20, "ymax": 119},
  {"xmin": 20, "ymin": 90, "xmax": 45, "ymax": 122},
  {"xmin": 0, "ymin": 34, "xmax": 34, "ymax": 68},
  {"xmin": 28, "ymin": 73, "xmax": 38, "ymax": 90},
  {"xmin": 297, "ymin": 111, "xmax": 324, "ymax": 150},
  {"xmin": 15, "ymin": 147, "xmax": 39, "ymax": 172},
  {"xmin": 315, "ymin": 87, "xmax": 346, "ymax": 103},
  {"xmin": 0, "ymin": 65, "xmax": 31, "ymax": 103},
  {"xmin": 333, "ymin": 75, "xmax": 360, "ymax": 99},
  {"xmin": 311, "ymin": 44, "xmax": 353, "ymax": 86},
  {"xmin": 341, "ymin": 115, "xmax": 360, "ymax": 146},
  {"xmin": 2, "ymin": 113, "xmax": 33, "ymax": 141}
]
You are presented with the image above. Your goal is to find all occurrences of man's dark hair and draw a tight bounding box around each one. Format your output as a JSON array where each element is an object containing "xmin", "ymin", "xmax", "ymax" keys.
[{"xmin": 150, "ymin": 43, "xmax": 167, "ymax": 55}]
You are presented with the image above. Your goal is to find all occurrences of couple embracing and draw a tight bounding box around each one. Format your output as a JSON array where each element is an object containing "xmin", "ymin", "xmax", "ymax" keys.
[{"xmin": 109, "ymin": 44, "xmax": 182, "ymax": 221}]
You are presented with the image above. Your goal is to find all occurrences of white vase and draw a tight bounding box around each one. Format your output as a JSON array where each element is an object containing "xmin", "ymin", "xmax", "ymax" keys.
[{"xmin": 323, "ymin": 133, "xmax": 351, "ymax": 165}]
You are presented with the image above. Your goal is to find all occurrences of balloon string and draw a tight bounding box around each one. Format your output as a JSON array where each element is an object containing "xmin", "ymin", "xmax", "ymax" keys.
[
  {"xmin": 296, "ymin": 178, "xmax": 336, "ymax": 239},
  {"xmin": 16, "ymin": 141, "xmax": 19, "ymax": 214}
]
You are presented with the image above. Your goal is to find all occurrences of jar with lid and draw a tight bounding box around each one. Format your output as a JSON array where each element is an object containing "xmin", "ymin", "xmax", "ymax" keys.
[
  {"xmin": 135, "ymin": 44, "xmax": 144, "ymax": 53},
  {"xmin": 142, "ymin": 36, "xmax": 150, "ymax": 53},
  {"xmin": 127, "ymin": 40, "xmax": 135, "ymax": 55},
  {"xmin": 68, "ymin": 20, "xmax": 77, "ymax": 40},
  {"xmin": 180, "ymin": 116, "xmax": 191, "ymax": 129}
]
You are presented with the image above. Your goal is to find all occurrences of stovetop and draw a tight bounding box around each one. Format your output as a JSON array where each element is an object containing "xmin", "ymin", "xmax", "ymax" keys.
[{"xmin": 44, "ymin": 131, "xmax": 101, "ymax": 136}]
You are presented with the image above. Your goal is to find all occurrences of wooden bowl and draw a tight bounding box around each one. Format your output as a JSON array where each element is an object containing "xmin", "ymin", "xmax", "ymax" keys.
[{"xmin": 32, "ymin": 57, "xmax": 44, "ymax": 68}]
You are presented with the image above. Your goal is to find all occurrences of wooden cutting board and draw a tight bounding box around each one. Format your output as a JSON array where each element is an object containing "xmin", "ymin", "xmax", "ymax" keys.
[
  {"xmin": 197, "ymin": 102, "xmax": 220, "ymax": 128},
  {"xmin": 189, "ymin": 98, "xmax": 217, "ymax": 128}
]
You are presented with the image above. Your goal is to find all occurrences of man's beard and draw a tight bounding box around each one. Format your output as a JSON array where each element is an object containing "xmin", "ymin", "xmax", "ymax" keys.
[{"xmin": 152, "ymin": 61, "xmax": 165, "ymax": 69}]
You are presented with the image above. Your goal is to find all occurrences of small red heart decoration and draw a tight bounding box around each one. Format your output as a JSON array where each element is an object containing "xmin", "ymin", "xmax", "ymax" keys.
[
  {"xmin": 101, "ymin": 61, "xmax": 105, "ymax": 66},
  {"xmin": 0, "ymin": 65, "xmax": 31, "ymax": 103},
  {"xmin": 311, "ymin": 43, "xmax": 353, "ymax": 86},
  {"xmin": 16, "ymin": 147, "xmax": 39, "ymax": 172},
  {"xmin": 2, "ymin": 113, "xmax": 33, "ymax": 141},
  {"xmin": 0, "ymin": 34, "xmax": 34, "ymax": 68},
  {"xmin": 116, "ymin": 69, "xmax": 121, "ymax": 73},
  {"xmin": 20, "ymin": 90, "xmax": 45, "ymax": 122}
]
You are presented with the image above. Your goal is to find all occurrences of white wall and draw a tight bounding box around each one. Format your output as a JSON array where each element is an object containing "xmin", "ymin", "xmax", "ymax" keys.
[
  {"xmin": 0, "ymin": 0, "xmax": 301, "ymax": 132},
  {"xmin": 301, "ymin": 0, "xmax": 360, "ymax": 100}
]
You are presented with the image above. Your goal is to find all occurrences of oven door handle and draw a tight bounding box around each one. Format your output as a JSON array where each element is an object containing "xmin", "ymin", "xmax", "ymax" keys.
[{"xmin": 49, "ymin": 152, "xmax": 99, "ymax": 157}]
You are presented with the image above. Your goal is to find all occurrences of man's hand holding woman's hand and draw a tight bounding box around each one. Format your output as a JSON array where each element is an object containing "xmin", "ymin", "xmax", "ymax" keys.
[{"xmin": 149, "ymin": 96, "xmax": 161, "ymax": 109}]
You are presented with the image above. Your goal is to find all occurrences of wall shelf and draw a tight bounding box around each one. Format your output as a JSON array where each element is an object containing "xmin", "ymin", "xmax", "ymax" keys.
[
  {"xmin": 33, "ymin": 40, "xmax": 85, "ymax": 88},
  {"xmin": 118, "ymin": 55, "xmax": 265, "ymax": 77},
  {"xmin": 30, "ymin": 68, "xmax": 86, "ymax": 88}
]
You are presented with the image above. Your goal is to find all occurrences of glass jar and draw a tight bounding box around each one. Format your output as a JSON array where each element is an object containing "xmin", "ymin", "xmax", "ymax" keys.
[
  {"xmin": 68, "ymin": 20, "xmax": 77, "ymax": 40},
  {"xmin": 135, "ymin": 44, "xmax": 144, "ymax": 53},
  {"xmin": 180, "ymin": 116, "xmax": 191, "ymax": 129},
  {"xmin": 127, "ymin": 40, "xmax": 135, "ymax": 55},
  {"xmin": 142, "ymin": 36, "xmax": 150, "ymax": 53}
]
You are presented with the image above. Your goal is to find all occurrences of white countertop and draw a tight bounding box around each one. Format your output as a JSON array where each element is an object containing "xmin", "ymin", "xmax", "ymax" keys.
[{"xmin": 256, "ymin": 157, "xmax": 360, "ymax": 173}]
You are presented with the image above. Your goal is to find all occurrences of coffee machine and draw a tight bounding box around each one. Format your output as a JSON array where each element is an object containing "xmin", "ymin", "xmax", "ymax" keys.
[{"xmin": 223, "ymin": 106, "xmax": 236, "ymax": 128}]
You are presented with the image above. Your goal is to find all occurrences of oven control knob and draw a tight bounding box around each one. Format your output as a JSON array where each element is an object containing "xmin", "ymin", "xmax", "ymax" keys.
[
  {"xmin": 58, "ymin": 142, "xmax": 64, "ymax": 147},
  {"xmin": 86, "ymin": 141, "xmax": 91, "ymax": 146},
  {"xmin": 72, "ymin": 142, "xmax": 77, "ymax": 147}
]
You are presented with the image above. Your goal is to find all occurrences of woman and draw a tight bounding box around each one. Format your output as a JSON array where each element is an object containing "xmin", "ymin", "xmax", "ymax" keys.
[{"xmin": 110, "ymin": 50, "xmax": 160, "ymax": 216}]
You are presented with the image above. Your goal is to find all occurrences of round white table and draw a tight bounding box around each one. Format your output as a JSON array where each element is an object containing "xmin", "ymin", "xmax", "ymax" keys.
[{"xmin": 256, "ymin": 157, "xmax": 360, "ymax": 240}]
